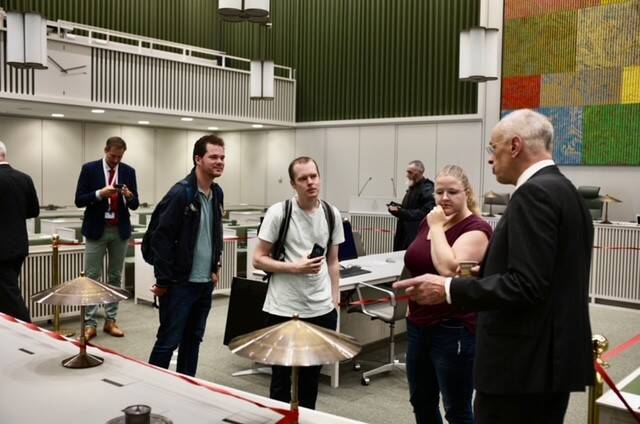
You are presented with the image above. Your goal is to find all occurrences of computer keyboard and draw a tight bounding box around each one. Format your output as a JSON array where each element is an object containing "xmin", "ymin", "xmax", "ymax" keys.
[{"xmin": 339, "ymin": 266, "xmax": 372, "ymax": 279}]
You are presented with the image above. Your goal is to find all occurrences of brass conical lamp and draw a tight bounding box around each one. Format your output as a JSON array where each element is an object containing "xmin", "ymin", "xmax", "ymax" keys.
[
  {"xmin": 599, "ymin": 194, "xmax": 622, "ymax": 224},
  {"xmin": 31, "ymin": 273, "xmax": 129, "ymax": 368},
  {"xmin": 229, "ymin": 315, "xmax": 361, "ymax": 420},
  {"xmin": 483, "ymin": 191, "xmax": 498, "ymax": 217}
]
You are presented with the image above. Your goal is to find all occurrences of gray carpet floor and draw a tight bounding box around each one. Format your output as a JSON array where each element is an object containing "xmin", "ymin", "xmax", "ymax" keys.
[{"xmin": 49, "ymin": 299, "xmax": 640, "ymax": 424}]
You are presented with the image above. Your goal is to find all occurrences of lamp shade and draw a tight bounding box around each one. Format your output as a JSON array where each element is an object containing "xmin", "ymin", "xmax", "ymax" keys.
[
  {"xmin": 219, "ymin": 0, "xmax": 243, "ymax": 17},
  {"xmin": 24, "ymin": 12, "xmax": 48, "ymax": 69},
  {"xmin": 459, "ymin": 26, "xmax": 499, "ymax": 82},
  {"xmin": 250, "ymin": 60, "xmax": 274, "ymax": 99},
  {"xmin": 6, "ymin": 11, "xmax": 25, "ymax": 68},
  {"xmin": 244, "ymin": 0, "xmax": 269, "ymax": 17}
]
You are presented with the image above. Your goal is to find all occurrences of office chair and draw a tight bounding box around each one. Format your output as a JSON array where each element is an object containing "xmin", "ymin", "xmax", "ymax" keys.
[
  {"xmin": 353, "ymin": 276, "xmax": 408, "ymax": 385},
  {"xmin": 577, "ymin": 186, "xmax": 604, "ymax": 220},
  {"xmin": 352, "ymin": 230, "xmax": 366, "ymax": 257}
]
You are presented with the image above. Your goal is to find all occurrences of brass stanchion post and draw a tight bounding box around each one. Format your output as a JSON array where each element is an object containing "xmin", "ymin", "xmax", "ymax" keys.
[
  {"xmin": 588, "ymin": 334, "xmax": 609, "ymax": 424},
  {"xmin": 51, "ymin": 234, "xmax": 74, "ymax": 337}
]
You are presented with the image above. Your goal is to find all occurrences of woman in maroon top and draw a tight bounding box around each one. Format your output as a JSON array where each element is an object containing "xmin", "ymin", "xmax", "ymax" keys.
[{"xmin": 403, "ymin": 165, "xmax": 492, "ymax": 424}]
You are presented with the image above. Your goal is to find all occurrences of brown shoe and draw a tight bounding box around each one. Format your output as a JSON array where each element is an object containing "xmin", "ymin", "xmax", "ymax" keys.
[
  {"xmin": 83, "ymin": 326, "xmax": 97, "ymax": 342},
  {"xmin": 103, "ymin": 320, "xmax": 124, "ymax": 337}
]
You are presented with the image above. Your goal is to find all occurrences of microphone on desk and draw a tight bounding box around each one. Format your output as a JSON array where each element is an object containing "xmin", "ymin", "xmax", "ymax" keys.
[
  {"xmin": 358, "ymin": 176, "xmax": 373, "ymax": 197},
  {"xmin": 390, "ymin": 177, "xmax": 397, "ymax": 198}
]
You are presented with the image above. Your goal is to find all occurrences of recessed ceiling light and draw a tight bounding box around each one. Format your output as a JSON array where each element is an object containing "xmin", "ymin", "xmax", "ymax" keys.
[
  {"xmin": 51, "ymin": 113, "xmax": 65, "ymax": 118},
  {"xmin": 251, "ymin": 124, "xmax": 263, "ymax": 128},
  {"xmin": 181, "ymin": 117, "xmax": 193, "ymax": 122},
  {"xmin": 138, "ymin": 120, "xmax": 150, "ymax": 125},
  {"xmin": 208, "ymin": 126, "xmax": 219, "ymax": 131},
  {"xmin": 91, "ymin": 109, "xmax": 105, "ymax": 114}
]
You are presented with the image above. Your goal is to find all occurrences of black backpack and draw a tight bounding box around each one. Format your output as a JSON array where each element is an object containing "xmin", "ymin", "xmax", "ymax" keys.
[
  {"xmin": 141, "ymin": 180, "xmax": 196, "ymax": 265},
  {"xmin": 263, "ymin": 199, "xmax": 335, "ymax": 282}
]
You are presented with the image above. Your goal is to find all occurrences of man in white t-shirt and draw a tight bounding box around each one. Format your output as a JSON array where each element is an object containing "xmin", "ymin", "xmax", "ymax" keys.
[{"xmin": 253, "ymin": 156, "xmax": 344, "ymax": 410}]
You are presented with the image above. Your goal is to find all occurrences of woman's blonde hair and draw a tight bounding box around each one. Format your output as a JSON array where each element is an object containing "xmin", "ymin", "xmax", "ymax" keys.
[{"xmin": 436, "ymin": 164, "xmax": 481, "ymax": 216}]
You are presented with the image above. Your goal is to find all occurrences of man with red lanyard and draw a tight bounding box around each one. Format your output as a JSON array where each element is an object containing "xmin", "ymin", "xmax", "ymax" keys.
[{"xmin": 75, "ymin": 136, "xmax": 139, "ymax": 341}]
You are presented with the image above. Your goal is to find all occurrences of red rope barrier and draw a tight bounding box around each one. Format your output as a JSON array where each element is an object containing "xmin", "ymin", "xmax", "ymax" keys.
[{"xmin": 595, "ymin": 362, "xmax": 640, "ymax": 423}]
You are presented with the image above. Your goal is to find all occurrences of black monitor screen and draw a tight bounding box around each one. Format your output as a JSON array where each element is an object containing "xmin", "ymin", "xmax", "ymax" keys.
[{"xmin": 339, "ymin": 220, "xmax": 358, "ymax": 261}]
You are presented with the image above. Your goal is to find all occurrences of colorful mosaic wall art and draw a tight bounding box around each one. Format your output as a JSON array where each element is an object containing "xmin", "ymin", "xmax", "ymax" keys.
[{"xmin": 501, "ymin": 0, "xmax": 640, "ymax": 165}]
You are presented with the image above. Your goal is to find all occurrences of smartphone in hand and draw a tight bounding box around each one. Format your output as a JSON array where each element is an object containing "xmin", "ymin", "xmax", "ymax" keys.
[{"xmin": 308, "ymin": 243, "xmax": 325, "ymax": 259}]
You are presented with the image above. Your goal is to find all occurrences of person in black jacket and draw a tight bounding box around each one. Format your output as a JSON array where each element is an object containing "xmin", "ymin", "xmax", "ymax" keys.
[
  {"xmin": 395, "ymin": 109, "xmax": 594, "ymax": 424},
  {"xmin": 0, "ymin": 141, "xmax": 39, "ymax": 322},
  {"xmin": 389, "ymin": 160, "xmax": 435, "ymax": 250},
  {"xmin": 148, "ymin": 135, "xmax": 225, "ymax": 377}
]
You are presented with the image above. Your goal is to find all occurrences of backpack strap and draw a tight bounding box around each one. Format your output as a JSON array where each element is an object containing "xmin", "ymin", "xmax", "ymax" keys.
[
  {"xmin": 178, "ymin": 179, "xmax": 196, "ymax": 205},
  {"xmin": 263, "ymin": 199, "xmax": 292, "ymax": 282},
  {"xmin": 321, "ymin": 200, "xmax": 335, "ymax": 255}
]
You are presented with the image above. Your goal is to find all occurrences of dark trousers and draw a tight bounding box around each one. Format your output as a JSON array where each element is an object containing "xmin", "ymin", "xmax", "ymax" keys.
[
  {"xmin": 406, "ymin": 320, "xmax": 475, "ymax": 424},
  {"xmin": 0, "ymin": 258, "xmax": 30, "ymax": 322},
  {"xmin": 475, "ymin": 391, "xmax": 570, "ymax": 424},
  {"xmin": 266, "ymin": 309, "xmax": 338, "ymax": 410},
  {"xmin": 148, "ymin": 282, "xmax": 213, "ymax": 377}
]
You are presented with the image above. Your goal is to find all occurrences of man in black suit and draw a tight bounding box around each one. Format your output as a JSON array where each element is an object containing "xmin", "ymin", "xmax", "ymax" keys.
[
  {"xmin": 388, "ymin": 160, "xmax": 435, "ymax": 250},
  {"xmin": 395, "ymin": 109, "xmax": 594, "ymax": 423},
  {"xmin": 0, "ymin": 141, "xmax": 39, "ymax": 322},
  {"xmin": 75, "ymin": 136, "xmax": 139, "ymax": 341}
]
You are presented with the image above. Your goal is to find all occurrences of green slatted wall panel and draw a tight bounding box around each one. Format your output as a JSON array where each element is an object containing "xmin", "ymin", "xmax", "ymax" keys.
[
  {"xmin": 293, "ymin": 0, "xmax": 479, "ymax": 121},
  {"xmin": 0, "ymin": 0, "xmax": 479, "ymax": 121}
]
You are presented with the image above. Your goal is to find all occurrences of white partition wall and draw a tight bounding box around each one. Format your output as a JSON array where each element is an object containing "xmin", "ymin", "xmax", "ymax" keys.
[
  {"xmin": 155, "ymin": 129, "xmax": 189, "ymax": 200},
  {"xmin": 326, "ymin": 127, "xmax": 360, "ymax": 211},
  {"xmin": 240, "ymin": 131, "xmax": 268, "ymax": 205},
  {"xmin": 121, "ymin": 125, "xmax": 156, "ymax": 202},
  {"xmin": 216, "ymin": 132, "xmax": 242, "ymax": 206},
  {"xmin": 3, "ymin": 114, "xmax": 639, "ymax": 222},
  {"xmin": 84, "ymin": 123, "xmax": 121, "ymax": 162},
  {"xmin": 359, "ymin": 126, "xmax": 396, "ymax": 198},
  {"xmin": 435, "ymin": 122, "xmax": 483, "ymax": 197},
  {"xmin": 42, "ymin": 120, "xmax": 83, "ymax": 206},
  {"xmin": 266, "ymin": 130, "xmax": 296, "ymax": 205},
  {"xmin": 0, "ymin": 116, "xmax": 43, "ymax": 200},
  {"xmin": 396, "ymin": 124, "xmax": 438, "ymax": 184}
]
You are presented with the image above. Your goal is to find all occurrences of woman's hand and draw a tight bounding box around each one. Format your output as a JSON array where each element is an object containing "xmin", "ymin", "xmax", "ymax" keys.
[{"xmin": 427, "ymin": 205, "xmax": 448, "ymax": 228}]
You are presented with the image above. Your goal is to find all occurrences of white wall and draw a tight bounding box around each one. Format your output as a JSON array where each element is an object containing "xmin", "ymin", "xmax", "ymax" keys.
[{"xmin": 1, "ymin": 113, "xmax": 639, "ymax": 221}]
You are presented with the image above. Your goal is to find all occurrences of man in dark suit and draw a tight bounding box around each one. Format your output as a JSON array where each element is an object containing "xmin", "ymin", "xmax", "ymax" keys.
[
  {"xmin": 75, "ymin": 136, "xmax": 139, "ymax": 341},
  {"xmin": 394, "ymin": 109, "xmax": 594, "ymax": 423},
  {"xmin": 389, "ymin": 160, "xmax": 435, "ymax": 250},
  {"xmin": 0, "ymin": 141, "xmax": 39, "ymax": 322}
]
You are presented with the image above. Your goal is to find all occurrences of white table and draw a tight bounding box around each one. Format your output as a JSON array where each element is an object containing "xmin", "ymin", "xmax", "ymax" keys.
[
  {"xmin": 242, "ymin": 245, "xmax": 406, "ymax": 387},
  {"xmin": 0, "ymin": 314, "xmax": 364, "ymax": 424}
]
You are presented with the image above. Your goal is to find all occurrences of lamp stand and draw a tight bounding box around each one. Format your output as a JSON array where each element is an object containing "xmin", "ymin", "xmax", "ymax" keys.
[
  {"xmin": 290, "ymin": 365, "xmax": 299, "ymax": 423},
  {"xmin": 61, "ymin": 306, "xmax": 103, "ymax": 368},
  {"xmin": 601, "ymin": 203, "xmax": 611, "ymax": 224}
]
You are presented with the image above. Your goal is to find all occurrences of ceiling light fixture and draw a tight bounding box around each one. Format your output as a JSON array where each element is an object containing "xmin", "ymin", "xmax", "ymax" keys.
[
  {"xmin": 181, "ymin": 117, "xmax": 194, "ymax": 122},
  {"xmin": 459, "ymin": 26, "xmax": 499, "ymax": 82},
  {"xmin": 208, "ymin": 126, "xmax": 219, "ymax": 131},
  {"xmin": 251, "ymin": 124, "xmax": 264, "ymax": 128},
  {"xmin": 219, "ymin": 0, "xmax": 270, "ymax": 23},
  {"xmin": 91, "ymin": 109, "xmax": 105, "ymax": 114},
  {"xmin": 138, "ymin": 120, "xmax": 150, "ymax": 125},
  {"xmin": 51, "ymin": 113, "xmax": 64, "ymax": 118}
]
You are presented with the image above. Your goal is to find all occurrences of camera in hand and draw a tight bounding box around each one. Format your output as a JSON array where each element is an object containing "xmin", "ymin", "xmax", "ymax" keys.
[
  {"xmin": 308, "ymin": 243, "xmax": 325, "ymax": 259},
  {"xmin": 113, "ymin": 183, "xmax": 124, "ymax": 189},
  {"xmin": 387, "ymin": 201, "xmax": 401, "ymax": 207}
]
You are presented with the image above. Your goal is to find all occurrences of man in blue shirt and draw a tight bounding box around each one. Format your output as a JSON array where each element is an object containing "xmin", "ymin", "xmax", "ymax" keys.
[{"xmin": 148, "ymin": 135, "xmax": 225, "ymax": 377}]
